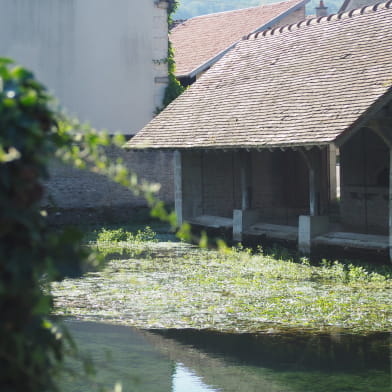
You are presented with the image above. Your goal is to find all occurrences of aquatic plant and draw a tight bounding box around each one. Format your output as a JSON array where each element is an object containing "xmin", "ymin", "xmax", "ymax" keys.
[
  {"xmin": 52, "ymin": 239, "xmax": 392, "ymax": 334},
  {"xmin": 96, "ymin": 226, "xmax": 158, "ymax": 244}
]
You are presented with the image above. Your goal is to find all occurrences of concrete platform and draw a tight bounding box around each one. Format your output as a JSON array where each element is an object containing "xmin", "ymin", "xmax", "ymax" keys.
[
  {"xmin": 313, "ymin": 232, "xmax": 389, "ymax": 250},
  {"xmin": 245, "ymin": 223, "xmax": 298, "ymax": 241},
  {"xmin": 187, "ymin": 215, "xmax": 233, "ymax": 230}
]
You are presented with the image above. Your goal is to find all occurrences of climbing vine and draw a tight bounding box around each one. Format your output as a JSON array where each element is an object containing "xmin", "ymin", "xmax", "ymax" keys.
[
  {"xmin": 161, "ymin": 0, "xmax": 185, "ymax": 110},
  {"xmin": 167, "ymin": 0, "xmax": 180, "ymax": 16}
]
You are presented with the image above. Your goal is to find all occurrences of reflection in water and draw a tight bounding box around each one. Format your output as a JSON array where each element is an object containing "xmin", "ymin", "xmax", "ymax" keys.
[
  {"xmin": 61, "ymin": 321, "xmax": 391, "ymax": 392},
  {"xmin": 173, "ymin": 363, "xmax": 217, "ymax": 392}
]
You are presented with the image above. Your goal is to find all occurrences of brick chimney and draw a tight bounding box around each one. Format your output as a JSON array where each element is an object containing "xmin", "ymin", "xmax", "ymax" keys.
[{"xmin": 316, "ymin": 0, "xmax": 328, "ymax": 17}]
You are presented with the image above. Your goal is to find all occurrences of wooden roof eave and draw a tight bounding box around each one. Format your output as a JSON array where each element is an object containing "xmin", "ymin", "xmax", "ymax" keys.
[
  {"xmin": 123, "ymin": 141, "xmax": 331, "ymax": 153},
  {"xmin": 334, "ymin": 86, "xmax": 392, "ymax": 148}
]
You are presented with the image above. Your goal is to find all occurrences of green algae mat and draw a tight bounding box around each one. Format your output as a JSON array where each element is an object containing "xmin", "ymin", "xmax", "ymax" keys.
[{"xmin": 52, "ymin": 240, "xmax": 392, "ymax": 334}]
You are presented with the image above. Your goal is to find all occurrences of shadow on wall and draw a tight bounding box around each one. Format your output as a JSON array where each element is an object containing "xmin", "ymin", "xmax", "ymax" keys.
[{"xmin": 42, "ymin": 147, "xmax": 174, "ymax": 225}]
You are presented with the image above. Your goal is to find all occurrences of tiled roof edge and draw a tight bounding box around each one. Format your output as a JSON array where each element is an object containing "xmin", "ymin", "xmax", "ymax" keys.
[
  {"xmin": 335, "ymin": 85, "xmax": 392, "ymax": 146},
  {"xmin": 244, "ymin": 0, "xmax": 392, "ymax": 40}
]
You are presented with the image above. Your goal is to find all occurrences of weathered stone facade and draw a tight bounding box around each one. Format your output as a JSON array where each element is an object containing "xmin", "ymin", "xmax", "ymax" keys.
[
  {"xmin": 340, "ymin": 128, "xmax": 389, "ymax": 234},
  {"xmin": 43, "ymin": 149, "xmax": 174, "ymax": 224},
  {"xmin": 178, "ymin": 148, "xmax": 330, "ymax": 226}
]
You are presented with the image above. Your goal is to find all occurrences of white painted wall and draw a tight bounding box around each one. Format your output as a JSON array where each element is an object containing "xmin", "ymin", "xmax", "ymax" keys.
[{"xmin": 0, "ymin": 0, "xmax": 168, "ymax": 134}]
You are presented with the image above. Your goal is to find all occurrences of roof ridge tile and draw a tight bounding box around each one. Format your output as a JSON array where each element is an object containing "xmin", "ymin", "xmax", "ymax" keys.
[{"xmin": 245, "ymin": 0, "xmax": 391, "ymax": 41}]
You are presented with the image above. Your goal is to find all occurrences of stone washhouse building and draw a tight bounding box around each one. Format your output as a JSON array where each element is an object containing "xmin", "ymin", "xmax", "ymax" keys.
[{"xmin": 127, "ymin": 2, "xmax": 392, "ymax": 260}]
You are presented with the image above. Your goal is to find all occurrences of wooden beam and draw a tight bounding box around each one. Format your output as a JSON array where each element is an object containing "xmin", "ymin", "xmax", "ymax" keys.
[
  {"xmin": 174, "ymin": 150, "xmax": 183, "ymax": 226},
  {"xmin": 389, "ymin": 149, "xmax": 392, "ymax": 262},
  {"xmin": 299, "ymin": 148, "xmax": 321, "ymax": 216},
  {"xmin": 240, "ymin": 151, "xmax": 251, "ymax": 210},
  {"xmin": 309, "ymin": 167, "xmax": 317, "ymax": 216},
  {"xmin": 368, "ymin": 117, "xmax": 392, "ymax": 148},
  {"xmin": 328, "ymin": 144, "xmax": 338, "ymax": 203}
]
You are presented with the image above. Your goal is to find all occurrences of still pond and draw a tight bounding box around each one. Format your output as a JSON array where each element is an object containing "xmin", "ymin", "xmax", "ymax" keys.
[
  {"xmin": 53, "ymin": 232, "xmax": 392, "ymax": 391},
  {"xmin": 62, "ymin": 320, "xmax": 391, "ymax": 392}
]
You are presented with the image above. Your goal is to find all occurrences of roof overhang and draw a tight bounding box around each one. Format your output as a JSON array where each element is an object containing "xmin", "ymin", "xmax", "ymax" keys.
[{"xmin": 334, "ymin": 85, "xmax": 392, "ymax": 147}]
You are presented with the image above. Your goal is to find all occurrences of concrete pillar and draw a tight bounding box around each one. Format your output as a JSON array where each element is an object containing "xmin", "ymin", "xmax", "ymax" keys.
[
  {"xmin": 233, "ymin": 209, "xmax": 260, "ymax": 242},
  {"xmin": 233, "ymin": 209, "xmax": 244, "ymax": 242},
  {"xmin": 174, "ymin": 150, "xmax": 183, "ymax": 226},
  {"xmin": 298, "ymin": 215, "xmax": 329, "ymax": 254}
]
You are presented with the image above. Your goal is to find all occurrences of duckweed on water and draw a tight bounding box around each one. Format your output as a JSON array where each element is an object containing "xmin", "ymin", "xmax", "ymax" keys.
[{"xmin": 52, "ymin": 237, "xmax": 392, "ymax": 334}]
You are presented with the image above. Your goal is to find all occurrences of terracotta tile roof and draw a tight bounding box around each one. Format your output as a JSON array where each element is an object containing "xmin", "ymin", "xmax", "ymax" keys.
[
  {"xmin": 171, "ymin": 0, "xmax": 309, "ymax": 78},
  {"xmin": 127, "ymin": 2, "xmax": 392, "ymax": 150}
]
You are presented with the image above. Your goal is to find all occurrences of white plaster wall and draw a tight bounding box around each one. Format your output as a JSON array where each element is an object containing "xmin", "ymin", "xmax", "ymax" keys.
[{"xmin": 0, "ymin": 0, "xmax": 168, "ymax": 134}]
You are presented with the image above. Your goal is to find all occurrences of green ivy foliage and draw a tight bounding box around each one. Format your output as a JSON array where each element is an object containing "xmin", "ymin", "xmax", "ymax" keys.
[
  {"xmin": 167, "ymin": 0, "xmax": 180, "ymax": 16},
  {"xmin": 161, "ymin": 0, "xmax": 185, "ymax": 110},
  {"xmin": 0, "ymin": 58, "xmax": 93, "ymax": 391},
  {"xmin": 162, "ymin": 42, "xmax": 185, "ymax": 108}
]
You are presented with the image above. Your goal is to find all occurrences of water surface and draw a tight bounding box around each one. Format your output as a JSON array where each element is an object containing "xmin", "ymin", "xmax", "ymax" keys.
[{"xmin": 61, "ymin": 320, "xmax": 391, "ymax": 392}]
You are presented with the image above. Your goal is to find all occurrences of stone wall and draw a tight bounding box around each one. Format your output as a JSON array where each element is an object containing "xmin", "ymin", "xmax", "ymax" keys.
[
  {"xmin": 180, "ymin": 149, "xmax": 313, "ymax": 225},
  {"xmin": 43, "ymin": 148, "xmax": 174, "ymax": 224},
  {"xmin": 181, "ymin": 151, "xmax": 240, "ymax": 220},
  {"xmin": 202, "ymin": 151, "xmax": 240, "ymax": 217},
  {"xmin": 251, "ymin": 150, "xmax": 310, "ymax": 225},
  {"xmin": 340, "ymin": 127, "xmax": 389, "ymax": 234}
]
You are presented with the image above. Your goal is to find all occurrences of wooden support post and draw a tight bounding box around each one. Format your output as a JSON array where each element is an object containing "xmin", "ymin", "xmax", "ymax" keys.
[
  {"xmin": 309, "ymin": 167, "xmax": 317, "ymax": 216},
  {"xmin": 298, "ymin": 147, "xmax": 329, "ymax": 254},
  {"xmin": 328, "ymin": 144, "xmax": 338, "ymax": 203},
  {"xmin": 389, "ymin": 149, "xmax": 392, "ymax": 262},
  {"xmin": 174, "ymin": 150, "xmax": 183, "ymax": 226},
  {"xmin": 240, "ymin": 151, "xmax": 251, "ymax": 210},
  {"xmin": 234, "ymin": 151, "xmax": 252, "ymax": 242},
  {"xmin": 300, "ymin": 148, "xmax": 321, "ymax": 216}
]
